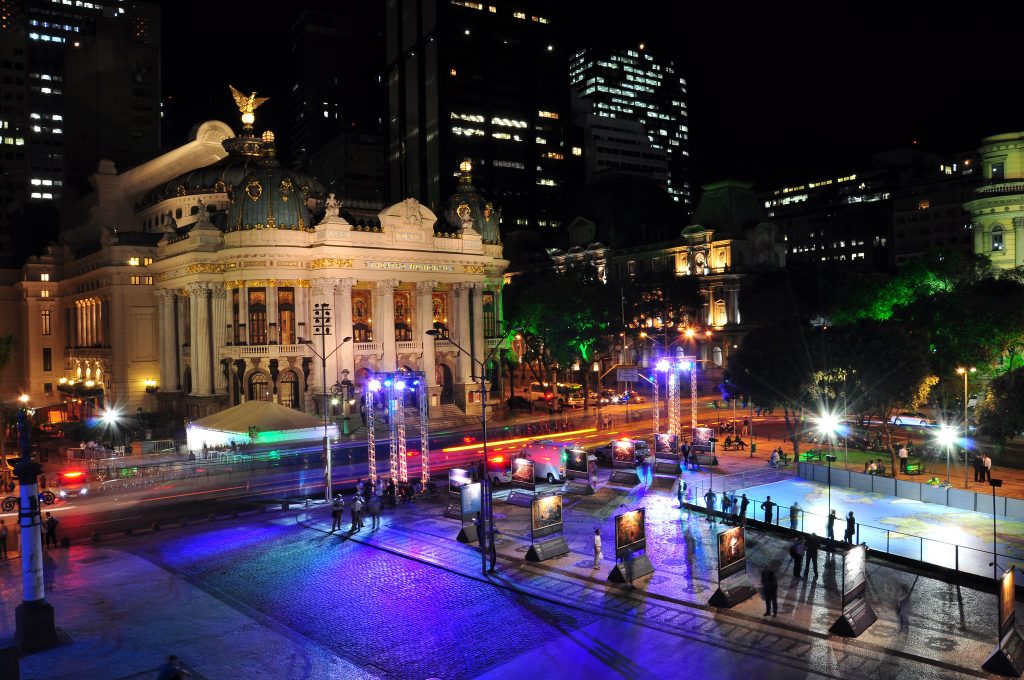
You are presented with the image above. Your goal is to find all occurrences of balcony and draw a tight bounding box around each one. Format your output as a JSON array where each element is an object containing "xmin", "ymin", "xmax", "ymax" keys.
[
  {"xmin": 220, "ymin": 343, "xmax": 313, "ymax": 360},
  {"xmin": 67, "ymin": 346, "xmax": 112, "ymax": 360},
  {"xmin": 433, "ymin": 339, "xmax": 455, "ymax": 352},
  {"xmin": 353, "ymin": 341, "xmax": 383, "ymax": 355},
  {"xmin": 396, "ymin": 340, "xmax": 423, "ymax": 353},
  {"xmin": 975, "ymin": 181, "xmax": 1024, "ymax": 197}
]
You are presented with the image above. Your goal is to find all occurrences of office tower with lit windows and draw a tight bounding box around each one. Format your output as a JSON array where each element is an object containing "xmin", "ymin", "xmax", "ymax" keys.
[
  {"xmin": 0, "ymin": 0, "xmax": 160, "ymax": 265},
  {"xmin": 385, "ymin": 0, "xmax": 568, "ymax": 235},
  {"xmin": 570, "ymin": 45, "xmax": 689, "ymax": 206}
]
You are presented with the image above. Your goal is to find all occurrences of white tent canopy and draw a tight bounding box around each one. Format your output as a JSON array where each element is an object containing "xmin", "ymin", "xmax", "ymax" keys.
[{"xmin": 186, "ymin": 400, "xmax": 338, "ymax": 451}]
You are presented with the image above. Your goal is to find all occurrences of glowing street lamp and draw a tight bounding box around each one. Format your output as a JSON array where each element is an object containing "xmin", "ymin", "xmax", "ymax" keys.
[
  {"xmin": 18, "ymin": 394, "xmax": 29, "ymax": 404},
  {"xmin": 936, "ymin": 424, "xmax": 958, "ymax": 487},
  {"xmin": 816, "ymin": 411, "xmax": 845, "ymax": 469}
]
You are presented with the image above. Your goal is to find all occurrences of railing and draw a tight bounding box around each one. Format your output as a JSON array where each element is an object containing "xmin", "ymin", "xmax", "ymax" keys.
[
  {"xmin": 689, "ymin": 485, "xmax": 1024, "ymax": 580},
  {"xmin": 67, "ymin": 347, "xmax": 112, "ymax": 359},
  {"xmin": 976, "ymin": 181, "xmax": 1024, "ymax": 196},
  {"xmin": 220, "ymin": 344, "xmax": 314, "ymax": 360},
  {"xmin": 396, "ymin": 340, "xmax": 423, "ymax": 353},
  {"xmin": 433, "ymin": 339, "xmax": 455, "ymax": 351},
  {"xmin": 354, "ymin": 341, "xmax": 383, "ymax": 354}
]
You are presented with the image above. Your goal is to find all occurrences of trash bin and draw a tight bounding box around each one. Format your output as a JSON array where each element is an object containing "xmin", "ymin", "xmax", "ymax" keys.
[{"xmin": 750, "ymin": 443, "xmax": 757, "ymax": 455}]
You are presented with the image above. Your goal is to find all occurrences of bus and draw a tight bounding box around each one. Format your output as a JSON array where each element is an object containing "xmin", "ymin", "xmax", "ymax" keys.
[{"xmin": 528, "ymin": 382, "xmax": 584, "ymax": 408}]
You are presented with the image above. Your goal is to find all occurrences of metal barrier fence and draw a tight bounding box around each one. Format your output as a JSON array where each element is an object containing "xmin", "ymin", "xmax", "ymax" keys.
[{"xmin": 686, "ymin": 484, "xmax": 1022, "ymax": 580}]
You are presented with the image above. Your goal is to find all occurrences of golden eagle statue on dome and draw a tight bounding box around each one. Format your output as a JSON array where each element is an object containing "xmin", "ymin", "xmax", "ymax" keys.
[{"xmin": 229, "ymin": 85, "xmax": 270, "ymax": 130}]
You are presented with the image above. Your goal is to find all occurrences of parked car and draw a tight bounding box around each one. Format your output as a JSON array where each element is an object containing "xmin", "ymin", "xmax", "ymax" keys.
[
  {"xmin": 610, "ymin": 390, "xmax": 646, "ymax": 405},
  {"xmin": 592, "ymin": 438, "xmax": 651, "ymax": 466},
  {"xmin": 889, "ymin": 412, "xmax": 932, "ymax": 427},
  {"xmin": 506, "ymin": 395, "xmax": 533, "ymax": 413}
]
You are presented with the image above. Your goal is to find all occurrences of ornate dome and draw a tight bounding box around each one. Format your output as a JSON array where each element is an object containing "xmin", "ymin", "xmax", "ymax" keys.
[
  {"xmin": 442, "ymin": 161, "xmax": 502, "ymax": 244},
  {"xmin": 226, "ymin": 144, "xmax": 318, "ymax": 232},
  {"xmin": 139, "ymin": 128, "xmax": 323, "ymax": 215}
]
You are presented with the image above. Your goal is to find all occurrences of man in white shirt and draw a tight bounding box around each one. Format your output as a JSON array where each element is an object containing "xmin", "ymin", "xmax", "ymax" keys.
[{"xmin": 898, "ymin": 445, "xmax": 909, "ymax": 473}]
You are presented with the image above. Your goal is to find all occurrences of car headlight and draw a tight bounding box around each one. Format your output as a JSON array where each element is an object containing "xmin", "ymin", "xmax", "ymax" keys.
[
  {"xmin": 80, "ymin": 488, "xmax": 87, "ymax": 495},
  {"xmin": 59, "ymin": 490, "xmax": 66, "ymax": 497}
]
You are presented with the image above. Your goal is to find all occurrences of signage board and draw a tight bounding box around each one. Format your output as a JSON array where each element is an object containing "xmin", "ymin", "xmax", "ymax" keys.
[
  {"xmin": 617, "ymin": 368, "xmax": 639, "ymax": 383},
  {"xmin": 614, "ymin": 507, "xmax": 647, "ymax": 558},
  {"xmin": 717, "ymin": 526, "xmax": 747, "ymax": 581},
  {"xmin": 510, "ymin": 458, "xmax": 536, "ymax": 491},
  {"xmin": 531, "ymin": 494, "xmax": 564, "ymax": 540},
  {"xmin": 460, "ymin": 482, "xmax": 482, "ymax": 523}
]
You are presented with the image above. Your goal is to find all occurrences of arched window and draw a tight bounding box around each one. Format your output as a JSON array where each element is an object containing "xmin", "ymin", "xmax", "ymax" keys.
[
  {"xmin": 249, "ymin": 372, "xmax": 270, "ymax": 402},
  {"xmin": 175, "ymin": 208, "xmax": 182, "ymax": 219},
  {"xmin": 992, "ymin": 225, "xmax": 1004, "ymax": 252},
  {"xmin": 190, "ymin": 205, "xmax": 199, "ymax": 215},
  {"xmin": 713, "ymin": 346, "xmax": 723, "ymax": 366},
  {"xmin": 279, "ymin": 371, "xmax": 299, "ymax": 409},
  {"xmin": 714, "ymin": 299, "xmax": 727, "ymax": 326}
]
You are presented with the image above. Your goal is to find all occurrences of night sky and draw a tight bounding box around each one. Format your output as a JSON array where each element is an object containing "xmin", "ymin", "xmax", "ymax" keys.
[{"xmin": 163, "ymin": 4, "xmax": 1011, "ymax": 189}]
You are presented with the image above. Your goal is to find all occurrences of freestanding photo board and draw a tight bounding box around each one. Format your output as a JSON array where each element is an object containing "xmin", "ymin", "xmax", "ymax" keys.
[
  {"xmin": 608, "ymin": 439, "xmax": 641, "ymax": 486},
  {"xmin": 983, "ymin": 567, "xmax": 1024, "ymax": 676},
  {"xmin": 445, "ymin": 467, "xmax": 473, "ymax": 520},
  {"xmin": 708, "ymin": 526, "xmax": 756, "ymax": 608},
  {"xmin": 526, "ymin": 494, "xmax": 570, "ymax": 562},
  {"xmin": 608, "ymin": 507, "xmax": 654, "ymax": 583},
  {"xmin": 830, "ymin": 544, "xmax": 877, "ymax": 637},
  {"xmin": 456, "ymin": 482, "xmax": 483, "ymax": 543},
  {"xmin": 563, "ymin": 446, "xmax": 595, "ymax": 495}
]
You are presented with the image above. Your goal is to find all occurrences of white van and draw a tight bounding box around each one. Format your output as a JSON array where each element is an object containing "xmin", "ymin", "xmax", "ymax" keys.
[{"xmin": 517, "ymin": 440, "xmax": 570, "ymax": 483}]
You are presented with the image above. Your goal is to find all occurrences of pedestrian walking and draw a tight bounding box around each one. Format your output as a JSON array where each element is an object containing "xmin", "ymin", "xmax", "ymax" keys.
[
  {"xmin": 983, "ymin": 453, "xmax": 993, "ymax": 482},
  {"xmin": 704, "ymin": 489, "xmax": 717, "ymax": 522},
  {"xmin": 0, "ymin": 518, "xmax": 7, "ymax": 559},
  {"xmin": 593, "ymin": 528, "xmax": 602, "ymax": 569},
  {"xmin": 789, "ymin": 537, "xmax": 805, "ymax": 578},
  {"xmin": 896, "ymin": 581, "xmax": 914, "ymax": 632},
  {"xmin": 330, "ymin": 496, "xmax": 344, "ymax": 533},
  {"xmin": 43, "ymin": 511, "xmax": 58, "ymax": 548},
  {"xmin": 486, "ymin": 523, "xmax": 499, "ymax": 573},
  {"xmin": 739, "ymin": 494, "xmax": 750, "ymax": 526},
  {"xmin": 826, "ymin": 509, "xmax": 837, "ymax": 542},
  {"xmin": 760, "ymin": 496, "xmax": 776, "ymax": 525},
  {"xmin": 803, "ymin": 533, "xmax": 820, "ymax": 579},
  {"xmin": 368, "ymin": 494, "xmax": 383, "ymax": 530},
  {"xmin": 844, "ymin": 511, "xmax": 856, "ymax": 544},
  {"xmin": 673, "ymin": 473, "xmax": 687, "ymax": 508},
  {"xmin": 789, "ymin": 501, "xmax": 802, "ymax": 531},
  {"xmin": 762, "ymin": 566, "xmax": 779, "ymax": 617}
]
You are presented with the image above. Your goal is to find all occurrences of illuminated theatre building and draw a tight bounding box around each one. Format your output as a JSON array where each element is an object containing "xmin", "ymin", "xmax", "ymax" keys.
[{"xmin": 15, "ymin": 98, "xmax": 508, "ymax": 423}]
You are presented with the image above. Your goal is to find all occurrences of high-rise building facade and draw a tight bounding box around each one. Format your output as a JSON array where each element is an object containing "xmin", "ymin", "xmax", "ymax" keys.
[
  {"xmin": 570, "ymin": 44, "xmax": 689, "ymax": 205},
  {"xmin": 385, "ymin": 0, "xmax": 568, "ymax": 234},
  {"xmin": 0, "ymin": 0, "xmax": 160, "ymax": 265}
]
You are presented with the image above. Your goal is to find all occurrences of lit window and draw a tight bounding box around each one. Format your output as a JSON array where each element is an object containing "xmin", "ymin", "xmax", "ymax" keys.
[
  {"xmin": 41, "ymin": 310, "xmax": 51, "ymax": 335},
  {"xmin": 144, "ymin": 276, "xmax": 153, "ymax": 285},
  {"xmin": 40, "ymin": 273, "xmax": 49, "ymax": 281},
  {"xmin": 143, "ymin": 257, "xmax": 153, "ymax": 266},
  {"xmin": 131, "ymin": 275, "xmax": 141, "ymax": 285},
  {"xmin": 450, "ymin": 68, "xmax": 457, "ymax": 76},
  {"xmin": 537, "ymin": 111, "xmax": 559, "ymax": 119},
  {"xmin": 571, "ymin": 146, "xmax": 582, "ymax": 156},
  {"xmin": 128, "ymin": 257, "xmax": 140, "ymax": 266},
  {"xmin": 40, "ymin": 290, "xmax": 50, "ymax": 298},
  {"xmin": 992, "ymin": 225, "xmax": 1004, "ymax": 252},
  {"xmin": 918, "ymin": 199, "xmax": 930, "ymax": 210}
]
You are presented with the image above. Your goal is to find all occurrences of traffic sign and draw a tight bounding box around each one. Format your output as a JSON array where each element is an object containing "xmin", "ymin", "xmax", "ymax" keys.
[{"xmin": 617, "ymin": 368, "xmax": 639, "ymax": 383}]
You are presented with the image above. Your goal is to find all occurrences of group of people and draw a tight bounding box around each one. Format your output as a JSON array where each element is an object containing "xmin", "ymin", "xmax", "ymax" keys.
[
  {"xmin": 767, "ymin": 447, "xmax": 790, "ymax": 468},
  {"xmin": 973, "ymin": 452, "xmax": 994, "ymax": 483},
  {"xmin": 700, "ymin": 486, "xmax": 751, "ymax": 526},
  {"xmin": 863, "ymin": 458, "xmax": 888, "ymax": 476},
  {"xmin": 330, "ymin": 490, "xmax": 384, "ymax": 533},
  {"xmin": 722, "ymin": 435, "xmax": 747, "ymax": 451}
]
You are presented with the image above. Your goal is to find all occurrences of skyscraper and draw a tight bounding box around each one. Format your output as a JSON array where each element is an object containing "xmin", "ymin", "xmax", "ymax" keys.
[
  {"xmin": 0, "ymin": 0, "xmax": 160, "ymax": 264},
  {"xmin": 385, "ymin": 0, "xmax": 568, "ymax": 234},
  {"xmin": 570, "ymin": 44, "xmax": 689, "ymax": 205}
]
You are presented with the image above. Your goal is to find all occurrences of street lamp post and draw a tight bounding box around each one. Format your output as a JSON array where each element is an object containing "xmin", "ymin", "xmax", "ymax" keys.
[
  {"xmin": 937, "ymin": 425, "xmax": 957, "ymax": 487},
  {"xmin": 305, "ymin": 301, "xmax": 352, "ymax": 502},
  {"xmin": 825, "ymin": 454, "xmax": 837, "ymax": 518},
  {"xmin": 990, "ymin": 478, "xmax": 1003, "ymax": 582},
  {"xmin": 427, "ymin": 326, "xmax": 517, "ymax": 576},
  {"xmin": 956, "ymin": 367, "xmax": 976, "ymax": 488}
]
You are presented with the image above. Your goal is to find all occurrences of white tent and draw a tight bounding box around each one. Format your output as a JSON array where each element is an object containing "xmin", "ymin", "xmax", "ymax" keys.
[{"xmin": 186, "ymin": 400, "xmax": 339, "ymax": 451}]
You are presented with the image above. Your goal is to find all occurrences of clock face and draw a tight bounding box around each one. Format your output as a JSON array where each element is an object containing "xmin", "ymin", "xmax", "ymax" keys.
[{"xmin": 694, "ymin": 251, "xmax": 706, "ymax": 266}]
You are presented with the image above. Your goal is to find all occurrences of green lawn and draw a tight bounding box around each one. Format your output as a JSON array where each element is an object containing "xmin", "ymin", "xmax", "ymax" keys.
[{"xmin": 798, "ymin": 446, "xmax": 946, "ymax": 476}]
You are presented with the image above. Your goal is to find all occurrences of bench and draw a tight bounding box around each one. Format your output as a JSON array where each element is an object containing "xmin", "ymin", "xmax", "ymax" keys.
[
  {"xmin": 722, "ymin": 442, "xmax": 747, "ymax": 451},
  {"xmin": 904, "ymin": 462, "xmax": 922, "ymax": 475}
]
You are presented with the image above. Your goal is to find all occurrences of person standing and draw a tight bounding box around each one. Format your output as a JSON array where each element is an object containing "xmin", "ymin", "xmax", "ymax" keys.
[
  {"xmin": 789, "ymin": 502, "xmax": 802, "ymax": 531},
  {"xmin": 897, "ymin": 582, "xmax": 913, "ymax": 632},
  {"xmin": 704, "ymin": 489, "xmax": 717, "ymax": 522},
  {"xmin": 789, "ymin": 537, "xmax": 805, "ymax": 578},
  {"xmin": 762, "ymin": 566, "xmax": 779, "ymax": 617},
  {"xmin": 826, "ymin": 509, "xmax": 837, "ymax": 542},
  {"xmin": 0, "ymin": 518, "xmax": 7, "ymax": 559},
  {"xmin": 593, "ymin": 528, "xmax": 602, "ymax": 569},
  {"xmin": 898, "ymin": 444, "xmax": 909, "ymax": 474},
  {"xmin": 721, "ymin": 493, "xmax": 731, "ymax": 523},
  {"xmin": 973, "ymin": 453, "xmax": 983, "ymax": 483},
  {"xmin": 368, "ymin": 493, "xmax": 383, "ymax": 530},
  {"xmin": 844, "ymin": 511, "xmax": 856, "ymax": 544},
  {"xmin": 729, "ymin": 491, "xmax": 739, "ymax": 523},
  {"xmin": 739, "ymin": 494, "xmax": 750, "ymax": 527},
  {"xmin": 43, "ymin": 511, "xmax": 59, "ymax": 548},
  {"xmin": 803, "ymin": 533, "xmax": 820, "ymax": 579},
  {"xmin": 983, "ymin": 453, "xmax": 993, "ymax": 482},
  {"xmin": 760, "ymin": 496, "xmax": 776, "ymax": 525},
  {"xmin": 330, "ymin": 496, "xmax": 344, "ymax": 533},
  {"xmin": 350, "ymin": 494, "xmax": 364, "ymax": 532},
  {"xmin": 673, "ymin": 473, "xmax": 687, "ymax": 508}
]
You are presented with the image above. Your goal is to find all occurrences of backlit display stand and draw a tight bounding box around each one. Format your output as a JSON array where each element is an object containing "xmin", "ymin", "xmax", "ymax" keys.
[
  {"xmin": 608, "ymin": 508, "xmax": 654, "ymax": 583},
  {"xmin": 563, "ymin": 446, "xmax": 595, "ymax": 496},
  {"xmin": 445, "ymin": 467, "xmax": 473, "ymax": 521},
  {"xmin": 506, "ymin": 458, "xmax": 537, "ymax": 507},
  {"xmin": 366, "ymin": 372, "xmax": 430, "ymax": 489},
  {"xmin": 830, "ymin": 544, "xmax": 878, "ymax": 637},
  {"xmin": 456, "ymin": 482, "xmax": 482, "ymax": 544},
  {"xmin": 983, "ymin": 567, "xmax": 1024, "ymax": 676},
  {"xmin": 526, "ymin": 494, "xmax": 570, "ymax": 562},
  {"xmin": 607, "ymin": 439, "xmax": 641, "ymax": 487},
  {"xmin": 708, "ymin": 526, "xmax": 756, "ymax": 607}
]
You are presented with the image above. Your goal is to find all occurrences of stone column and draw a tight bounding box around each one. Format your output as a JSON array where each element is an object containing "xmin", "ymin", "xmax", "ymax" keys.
[
  {"xmin": 211, "ymin": 283, "xmax": 228, "ymax": 393},
  {"xmin": 726, "ymin": 284, "xmax": 741, "ymax": 325},
  {"xmin": 471, "ymin": 283, "xmax": 485, "ymax": 380},
  {"xmin": 336, "ymin": 278, "xmax": 355, "ymax": 380},
  {"xmin": 267, "ymin": 286, "xmax": 279, "ymax": 343},
  {"xmin": 375, "ymin": 279, "xmax": 398, "ymax": 372},
  {"xmin": 239, "ymin": 284, "xmax": 249, "ymax": 344},
  {"xmin": 312, "ymin": 278, "xmax": 339, "ymax": 392},
  {"xmin": 415, "ymin": 281, "xmax": 437, "ymax": 385},
  {"xmin": 188, "ymin": 283, "xmax": 213, "ymax": 395},
  {"xmin": 294, "ymin": 285, "xmax": 307, "ymax": 341},
  {"xmin": 157, "ymin": 290, "xmax": 177, "ymax": 391},
  {"xmin": 452, "ymin": 284, "xmax": 471, "ymax": 383},
  {"xmin": 73, "ymin": 302, "xmax": 80, "ymax": 347},
  {"xmin": 84, "ymin": 300, "xmax": 92, "ymax": 346}
]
